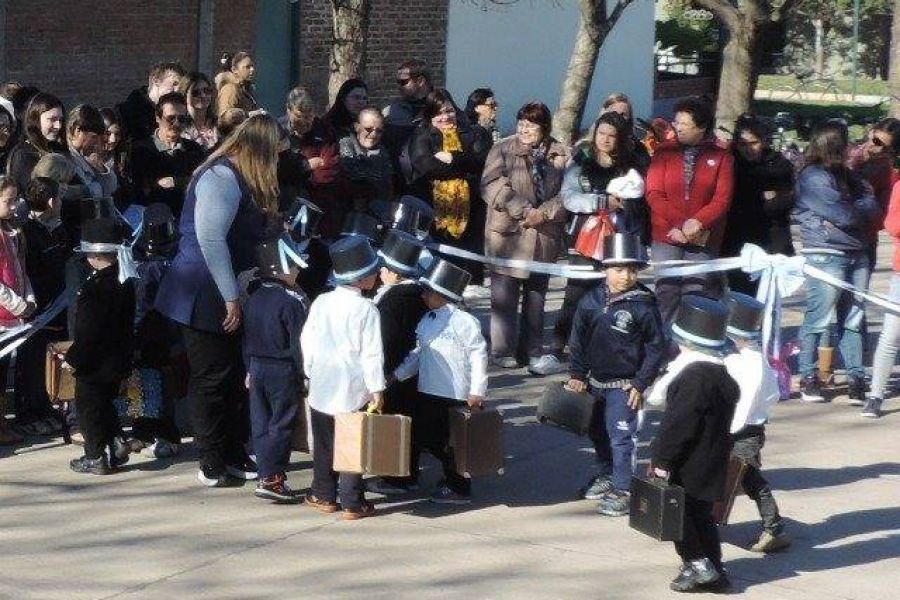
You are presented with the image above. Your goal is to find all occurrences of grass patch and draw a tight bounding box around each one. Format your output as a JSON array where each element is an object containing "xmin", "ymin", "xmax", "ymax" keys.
[{"xmin": 757, "ymin": 74, "xmax": 889, "ymax": 97}]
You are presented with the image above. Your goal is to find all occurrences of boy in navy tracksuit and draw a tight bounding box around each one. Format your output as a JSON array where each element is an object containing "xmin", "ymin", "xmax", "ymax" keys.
[
  {"xmin": 244, "ymin": 235, "xmax": 309, "ymax": 503},
  {"xmin": 567, "ymin": 233, "xmax": 667, "ymax": 516}
]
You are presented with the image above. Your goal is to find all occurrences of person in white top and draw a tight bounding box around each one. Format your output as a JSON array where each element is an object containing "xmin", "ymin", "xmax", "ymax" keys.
[
  {"xmin": 393, "ymin": 259, "xmax": 488, "ymax": 505},
  {"xmin": 723, "ymin": 292, "xmax": 790, "ymax": 554},
  {"xmin": 300, "ymin": 236, "xmax": 385, "ymax": 520}
]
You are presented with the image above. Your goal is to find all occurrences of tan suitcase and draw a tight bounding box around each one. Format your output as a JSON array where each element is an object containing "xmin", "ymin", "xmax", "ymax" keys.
[
  {"xmin": 45, "ymin": 341, "xmax": 75, "ymax": 403},
  {"xmin": 333, "ymin": 412, "xmax": 411, "ymax": 477}
]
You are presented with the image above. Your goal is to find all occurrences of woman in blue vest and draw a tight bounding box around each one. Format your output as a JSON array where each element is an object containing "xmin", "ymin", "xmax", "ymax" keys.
[{"xmin": 156, "ymin": 114, "xmax": 282, "ymax": 487}]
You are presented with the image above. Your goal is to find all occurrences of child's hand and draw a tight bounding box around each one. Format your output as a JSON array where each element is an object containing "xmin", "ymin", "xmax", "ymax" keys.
[
  {"xmin": 60, "ymin": 361, "xmax": 73, "ymax": 372},
  {"xmin": 367, "ymin": 391, "xmax": 385, "ymax": 414},
  {"xmin": 466, "ymin": 395, "xmax": 484, "ymax": 410},
  {"xmin": 626, "ymin": 384, "xmax": 643, "ymax": 410},
  {"xmin": 566, "ymin": 378, "xmax": 587, "ymax": 393}
]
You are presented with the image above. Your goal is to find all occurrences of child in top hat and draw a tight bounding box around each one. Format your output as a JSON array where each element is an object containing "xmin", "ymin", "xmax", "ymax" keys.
[
  {"xmin": 300, "ymin": 235, "xmax": 386, "ymax": 519},
  {"xmin": 368, "ymin": 229, "xmax": 428, "ymax": 495},
  {"xmin": 128, "ymin": 203, "xmax": 181, "ymax": 458},
  {"xmin": 567, "ymin": 233, "xmax": 667, "ymax": 516},
  {"xmin": 393, "ymin": 259, "xmax": 489, "ymax": 505},
  {"xmin": 647, "ymin": 295, "xmax": 739, "ymax": 593},
  {"xmin": 723, "ymin": 292, "xmax": 790, "ymax": 553},
  {"xmin": 64, "ymin": 217, "xmax": 136, "ymax": 474},
  {"xmin": 244, "ymin": 233, "xmax": 309, "ymax": 503}
]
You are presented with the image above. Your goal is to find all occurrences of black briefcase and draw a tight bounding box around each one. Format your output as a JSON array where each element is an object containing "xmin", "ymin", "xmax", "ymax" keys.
[
  {"xmin": 629, "ymin": 476, "xmax": 685, "ymax": 542},
  {"xmin": 536, "ymin": 382, "xmax": 595, "ymax": 436}
]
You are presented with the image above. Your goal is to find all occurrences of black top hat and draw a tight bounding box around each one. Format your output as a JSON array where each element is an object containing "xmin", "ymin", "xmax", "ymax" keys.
[
  {"xmin": 255, "ymin": 234, "xmax": 307, "ymax": 278},
  {"xmin": 378, "ymin": 230, "xmax": 423, "ymax": 278},
  {"xmin": 141, "ymin": 203, "xmax": 178, "ymax": 255},
  {"xmin": 671, "ymin": 295, "xmax": 729, "ymax": 349},
  {"xmin": 601, "ymin": 233, "xmax": 648, "ymax": 267},
  {"xmin": 80, "ymin": 217, "xmax": 124, "ymax": 253},
  {"xmin": 330, "ymin": 235, "xmax": 380, "ymax": 284},
  {"xmin": 286, "ymin": 197, "xmax": 324, "ymax": 241},
  {"xmin": 726, "ymin": 292, "xmax": 765, "ymax": 339},
  {"xmin": 389, "ymin": 196, "xmax": 434, "ymax": 239},
  {"xmin": 419, "ymin": 259, "xmax": 471, "ymax": 303},
  {"xmin": 80, "ymin": 196, "xmax": 117, "ymax": 222},
  {"xmin": 341, "ymin": 211, "xmax": 384, "ymax": 244}
]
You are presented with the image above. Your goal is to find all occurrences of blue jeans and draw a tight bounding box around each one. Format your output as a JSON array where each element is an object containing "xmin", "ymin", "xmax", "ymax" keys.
[
  {"xmin": 588, "ymin": 387, "xmax": 637, "ymax": 492},
  {"xmin": 799, "ymin": 252, "xmax": 870, "ymax": 379},
  {"xmin": 248, "ymin": 358, "xmax": 300, "ymax": 479}
]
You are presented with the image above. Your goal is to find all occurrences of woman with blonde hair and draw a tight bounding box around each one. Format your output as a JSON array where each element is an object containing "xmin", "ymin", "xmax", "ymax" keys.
[
  {"xmin": 179, "ymin": 72, "xmax": 218, "ymax": 150},
  {"xmin": 155, "ymin": 113, "xmax": 282, "ymax": 487}
]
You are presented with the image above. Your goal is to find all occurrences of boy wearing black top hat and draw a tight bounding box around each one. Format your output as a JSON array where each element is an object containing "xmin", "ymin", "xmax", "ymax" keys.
[
  {"xmin": 566, "ymin": 233, "xmax": 667, "ymax": 516},
  {"xmin": 64, "ymin": 218, "xmax": 136, "ymax": 474},
  {"xmin": 244, "ymin": 233, "xmax": 310, "ymax": 503},
  {"xmin": 724, "ymin": 292, "xmax": 790, "ymax": 553},
  {"xmin": 647, "ymin": 296, "xmax": 739, "ymax": 593},
  {"xmin": 393, "ymin": 259, "xmax": 488, "ymax": 505},
  {"xmin": 369, "ymin": 229, "xmax": 428, "ymax": 495}
]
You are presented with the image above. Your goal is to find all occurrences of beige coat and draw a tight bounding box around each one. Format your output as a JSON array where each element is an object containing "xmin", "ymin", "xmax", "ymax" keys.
[{"xmin": 481, "ymin": 135, "xmax": 570, "ymax": 278}]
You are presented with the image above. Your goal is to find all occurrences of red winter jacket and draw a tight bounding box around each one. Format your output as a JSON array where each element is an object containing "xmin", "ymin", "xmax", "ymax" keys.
[
  {"xmin": 884, "ymin": 180, "xmax": 900, "ymax": 272},
  {"xmin": 646, "ymin": 140, "xmax": 734, "ymax": 247}
]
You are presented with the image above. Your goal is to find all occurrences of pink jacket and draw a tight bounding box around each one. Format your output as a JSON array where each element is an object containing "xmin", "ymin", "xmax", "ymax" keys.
[{"xmin": 0, "ymin": 224, "xmax": 34, "ymax": 329}]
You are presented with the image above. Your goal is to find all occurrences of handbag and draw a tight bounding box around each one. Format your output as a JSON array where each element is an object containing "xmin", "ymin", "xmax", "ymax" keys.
[{"xmin": 574, "ymin": 209, "xmax": 615, "ymax": 262}]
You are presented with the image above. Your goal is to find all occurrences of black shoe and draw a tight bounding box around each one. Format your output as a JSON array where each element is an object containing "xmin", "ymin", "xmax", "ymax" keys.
[
  {"xmin": 862, "ymin": 397, "xmax": 883, "ymax": 419},
  {"xmin": 847, "ymin": 377, "xmax": 867, "ymax": 406},
  {"xmin": 197, "ymin": 465, "xmax": 229, "ymax": 488},
  {"xmin": 226, "ymin": 456, "xmax": 258, "ymax": 480},
  {"xmin": 800, "ymin": 375, "xmax": 825, "ymax": 403},
  {"xmin": 255, "ymin": 474, "xmax": 301, "ymax": 504},
  {"xmin": 108, "ymin": 436, "xmax": 130, "ymax": 469},
  {"xmin": 70, "ymin": 455, "xmax": 110, "ymax": 475},
  {"xmin": 670, "ymin": 563, "xmax": 699, "ymax": 593}
]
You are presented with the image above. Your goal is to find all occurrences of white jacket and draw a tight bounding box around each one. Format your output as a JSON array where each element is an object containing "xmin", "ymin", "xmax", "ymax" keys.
[
  {"xmin": 395, "ymin": 304, "xmax": 488, "ymax": 400},
  {"xmin": 724, "ymin": 347, "xmax": 779, "ymax": 434},
  {"xmin": 301, "ymin": 286, "xmax": 386, "ymax": 415}
]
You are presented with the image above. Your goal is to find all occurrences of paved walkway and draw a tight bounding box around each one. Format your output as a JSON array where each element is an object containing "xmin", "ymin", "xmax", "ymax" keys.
[{"xmin": 1, "ymin": 235, "xmax": 899, "ymax": 599}]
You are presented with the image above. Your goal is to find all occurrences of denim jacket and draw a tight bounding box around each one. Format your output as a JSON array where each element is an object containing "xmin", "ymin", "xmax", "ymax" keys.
[{"xmin": 792, "ymin": 165, "xmax": 882, "ymax": 253}]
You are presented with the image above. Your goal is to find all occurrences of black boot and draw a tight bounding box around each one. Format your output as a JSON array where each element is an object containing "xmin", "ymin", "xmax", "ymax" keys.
[
  {"xmin": 847, "ymin": 377, "xmax": 866, "ymax": 407},
  {"xmin": 70, "ymin": 454, "xmax": 110, "ymax": 475}
]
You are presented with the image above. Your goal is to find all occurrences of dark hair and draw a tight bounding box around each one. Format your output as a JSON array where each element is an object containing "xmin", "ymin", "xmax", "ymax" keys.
[
  {"xmin": 99, "ymin": 107, "xmax": 121, "ymax": 130},
  {"xmin": 219, "ymin": 52, "xmax": 233, "ymax": 73},
  {"xmin": 149, "ymin": 62, "xmax": 185, "ymax": 81},
  {"xmin": 0, "ymin": 104, "xmax": 15, "ymax": 138},
  {"xmin": 155, "ymin": 92, "xmax": 187, "ymax": 117},
  {"xmin": 326, "ymin": 78, "xmax": 367, "ymax": 133},
  {"xmin": 25, "ymin": 176, "xmax": 59, "ymax": 212},
  {"xmin": 589, "ymin": 111, "xmax": 633, "ymax": 172},
  {"xmin": 733, "ymin": 113, "xmax": 771, "ymax": 146},
  {"xmin": 464, "ymin": 88, "xmax": 494, "ymax": 124},
  {"xmin": 66, "ymin": 104, "xmax": 105, "ymax": 137},
  {"xmin": 399, "ymin": 59, "xmax": 429, "ymax": 82},
  {"xmin": 516, "ymin": 101, "xmax": 552, "ymax": 139},
  {"xmin": 804, "ymin": 120, "xmax": 866, "ymax": 197},
  {"xmin": 0, "ymin": 81, "xmax": 21, "ymax": 102},
  {"xmin": 422, "ymin": 88, "xmax": 460, "ymax": 122},
  {"xmin": 24, "ymin": 92, "xmax": 65, "ymax": 151},
  {"xmin": 673, "ymin": 97, "xmax": 714, "ymax": 135},
  {"xmin": 873, "ymin": 117, "xmax": 900, "ymax": 154}
]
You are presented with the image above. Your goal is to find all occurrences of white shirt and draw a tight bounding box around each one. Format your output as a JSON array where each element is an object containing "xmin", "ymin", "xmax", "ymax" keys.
[
  {"xmin": 724, "ymin": 347, "xmax": 779, "ymax": 434},
  {"xmin": 394, "ymin": 303, "xmax": 488, "ymax": 400},
  {"xmin": 301, "ymin": 286, "xmax": 385, "ymax": 415}
]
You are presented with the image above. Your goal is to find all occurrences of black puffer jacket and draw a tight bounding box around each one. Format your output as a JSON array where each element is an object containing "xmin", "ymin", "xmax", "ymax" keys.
[{"xmin": 408, "ymin": 119, "xmax": 489, "ymax": 205}]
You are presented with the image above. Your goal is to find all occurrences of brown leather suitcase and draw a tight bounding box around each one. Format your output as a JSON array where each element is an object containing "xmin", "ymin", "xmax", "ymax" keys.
[
  {"xmin": 333, "ymin": 412, "xmax": 412, "ymax": 477},
  {"xmin": 292, "ymin": 394, "xmax": 310, "ymax": 453},
  {"xmin": 629, "ymin": 475, "xmax": 685, "ymax": 542},
  {"xmin": 448, "ymin": 407, "xmax": 504, "ymax": 478},
  {"xmin": 45, "ymin": 341, "xmax": 75, "ymax": 403},
  {"xmin": 712, "ymin": 456, "xmax": 747, "ymax": 526}
]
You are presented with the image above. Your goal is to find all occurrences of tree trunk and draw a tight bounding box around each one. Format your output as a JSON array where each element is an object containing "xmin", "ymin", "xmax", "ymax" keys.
[
  {"xmin": 328, "ymin": 0, "xmax": 370, "ymax": 105},
  {"xmin": 813, "ymin": 18, "xmax": 826, "ymax": 77},
  {"xmin": 714, "ymin": 17, "xmax": 758, "ymax": 130},
  {"xmin": 891, "ymin": 0, "xmax": 900, "ymax": 117}
]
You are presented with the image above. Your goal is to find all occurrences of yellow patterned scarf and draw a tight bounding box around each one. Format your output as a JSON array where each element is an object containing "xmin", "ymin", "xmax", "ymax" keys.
[{"xmin": 432, "ymin": 127, "xmax": 471, "ymax": 238}]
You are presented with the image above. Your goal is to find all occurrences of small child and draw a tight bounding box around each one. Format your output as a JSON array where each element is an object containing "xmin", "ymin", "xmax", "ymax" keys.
[
  {"xmin": 300, "ymin": 236, "xmax": 385, "ymax": 520},
  {"xmin": 0, "ymin": 176, "xmax": 34, "ymax": 445},
  {"xmin": 65, "ymin": 218, "xmax": 136, "ymax": 474},
  {"xmin": 723, "ymin": 292, "xmax": 790, "ymax": 553},
  {"xmin": 244, "ymin": 234, "xmax": 309, "ymax": 503},
  {"xmin": 393, "ymin": 259, "xmax": 488, "ymax": 505},
  {"xmin": 567, "ymin": 233, "xmax": 666, "ymax": 516}
]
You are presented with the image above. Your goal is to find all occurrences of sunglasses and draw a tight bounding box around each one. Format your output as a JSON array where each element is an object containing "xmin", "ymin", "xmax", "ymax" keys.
[
  {"xmin": 871, "ymin": 135, "xmax": 887, "ymax": 148},
  {"xmin": 363, "ymin": 126, "xmax": 384, "ymax": 134},
  {"xmin": 396, "ymin": 77, "xmax": 411, "ymax": 87},
  {"xmin": 163, "ymin": 114, "xmax": 192, "ymax": 126}
]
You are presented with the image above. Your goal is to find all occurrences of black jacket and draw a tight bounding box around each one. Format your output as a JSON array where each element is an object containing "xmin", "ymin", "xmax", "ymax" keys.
[
  {"xmin": 568, "ymin": 283, "xmax": 667, "ymax": 392},
  {"xmin": 116, "ymin": 87, "xmax": 156, "ymax": 142},
  {"xmin": 21, "ymin": 218, "xmax": 71, "ymax": 328},
  {"xmin": 128, "ymin": 136, "xmax": 205, "ymax": 217},
  {"xmin": 651, "ymin": 362, "xmax": 739, "ymax": 502},
  {"xmin": 408, "ymin": 121, "xmax": 489, "ymax": 204},
  {"xmin": 65, "ymin": 264, "xmax": 136, "ymax": 383},
  {"xmin": 377, "ymin": 281, "xmax": 428, "ymax": 415}
]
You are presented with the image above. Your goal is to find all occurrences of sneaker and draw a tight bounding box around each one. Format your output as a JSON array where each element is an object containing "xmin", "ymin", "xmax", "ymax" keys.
[
  {"xmin": 669, "ymin": 563, "xmax": 699, "ymax": 593},
  {"xmin": 430, "ymin": 484, "xmax": 472, "ymax": 505},
  {"xmin": 69, "ymin": 454, "xmax": 110, "ymax": 475},
  {"xmin": 142, "ymin": 438, "xmax": 180, "ymax": 459},
  {"xmin": 596, "ymin": 489, "xmax": 630, "ymax": 517},
  {"xmin": 367, "ymin": 478, "xmax": 413, "ymax": 496},
  {"xmin": 305, "ymin": 493, "xmax": 340, "ymax": 514},
  {"xmin": 255, "ymin": 474, "xmax": 301, "ymax": 504},
  {"xmin": 197, "ymin": 465, "xmax": 229, "ymax": 488},
  {"xmin": 491, "ymin": 356, "xmax": 519, "ymax": 369},
  {"xmin": 527, "ymin": 354, "xmax": 567, "ymax": 376},
  {"xmin": 749, "ymin": 530, "xmax": 792, "ymax": 553},
  {"xmin": 581, "ymin": 474, "xmax": 613, "ymax": 500},
  {"xmin": 800, "ymin": 375, "xmax": 825, "ymax": 403},
  {"xmin": 862, "ymin": 397, "xmax": 883, "ymax": 419},
  {"xmin": 847, "ymin": 377, "xmax": 867, "ymax": 406},
  {"xmin": 342, "ymin": 500, "xmax": 376, "ymax": 520},
  {"xmin": 108, "ymin": 436, "xmax": 130, "ymax": 469},
  {"xmin": 226, "ymin": 456, "xmax": 259, "ymax": 480}
]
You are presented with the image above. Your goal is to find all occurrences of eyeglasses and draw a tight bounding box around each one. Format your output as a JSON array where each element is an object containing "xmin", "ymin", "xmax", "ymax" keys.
[
  {"xmin": 363, "ymin": 126, "xmax": 384, "ymax": 135},
  {"xmin": 397, "ymin": 78, "xmax": 411, "ymax": 87},
  {"xmin": 163, "ymin": 114, "xmax": 192, "ymax": 126}
]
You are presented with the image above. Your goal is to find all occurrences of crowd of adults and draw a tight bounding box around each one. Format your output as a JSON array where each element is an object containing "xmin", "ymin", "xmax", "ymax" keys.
[{"xmin": 0, "ymin": 50, "xmax": 898, "ymax": 452}]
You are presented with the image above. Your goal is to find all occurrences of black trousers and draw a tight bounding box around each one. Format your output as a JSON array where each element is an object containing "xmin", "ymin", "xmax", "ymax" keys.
[
  {"xmin": 383, "ymin": 378, "xmax": 419, "ymax": 486},
  {"xmin": 74, "ymin": 378, "xmax": 122, "ymax": 459},
  {"xmin": 732, "ymin": 427, "xmax": 783, "ymax": 534},
  {"xmin": 309, "ymin": 408, "xmax": 363, "ymax": 509},
  {"xmin": 182, "ymin": 326, "xmax": 248, "ymax": 473},
  {"xmin": 248, "ymin": 358, "xmax": 300, "ymax": 479},
  {"xmin": 415, "ymin": 394, "xmax": 470, "ymax": 495},
  {"xmin": 674, "ymin": 495, "xmax": 723, "ymax": 572}
]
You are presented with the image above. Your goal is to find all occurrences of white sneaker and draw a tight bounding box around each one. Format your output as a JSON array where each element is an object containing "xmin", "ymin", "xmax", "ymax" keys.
[{"xmin": 528, "ymin": 354, "xmax": 566, "ymax": 376}]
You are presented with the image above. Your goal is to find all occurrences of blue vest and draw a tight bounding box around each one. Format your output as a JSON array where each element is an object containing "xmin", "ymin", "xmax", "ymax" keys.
[{"xmin": 155, "ymin": 158, "xmax": 267, "ymax": 333}]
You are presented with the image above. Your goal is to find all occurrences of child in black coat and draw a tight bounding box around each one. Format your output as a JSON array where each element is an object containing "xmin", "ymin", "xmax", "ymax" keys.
[
  {"xmin": 567, "ymin": 234, "xmax": 666, "ymax": 516},
  {"xmin": 65, "ymin": 218, "xmax": 136, "ymax": 474}
]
